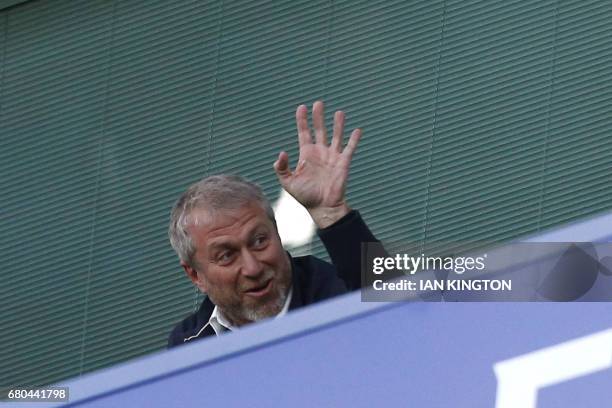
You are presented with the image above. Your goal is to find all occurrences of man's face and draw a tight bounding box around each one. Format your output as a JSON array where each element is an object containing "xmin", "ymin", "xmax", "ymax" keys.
[{"xmin": 183, "ymin": 203, "xmax": 292, "ymax": 326}]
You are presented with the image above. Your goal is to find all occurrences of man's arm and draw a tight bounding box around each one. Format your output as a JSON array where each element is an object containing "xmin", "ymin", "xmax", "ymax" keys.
[
  {"xmin": 317, "ymin": 209, "xmax": 377, "ymax": 290},
  {"xmin": 274, "ymin": 101, "xmax": 375, "ymax": 290}
]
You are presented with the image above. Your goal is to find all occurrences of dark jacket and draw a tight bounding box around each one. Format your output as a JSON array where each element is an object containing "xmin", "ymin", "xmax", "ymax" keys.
[{"xmin": 167, "ymin": 210, "xmax": 376, "ymax": 348}]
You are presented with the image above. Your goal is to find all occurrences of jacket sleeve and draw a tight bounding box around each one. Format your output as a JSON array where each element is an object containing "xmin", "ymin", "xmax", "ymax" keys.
[{"xmin": 317, "ymin": 210, "xmax": 377, "ymax": 290}]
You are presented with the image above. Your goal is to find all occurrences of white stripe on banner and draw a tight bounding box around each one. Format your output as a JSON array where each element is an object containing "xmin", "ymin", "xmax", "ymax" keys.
[{"xmin": 494, "ymin": 328, "xmax": 612, "ymax": 408}]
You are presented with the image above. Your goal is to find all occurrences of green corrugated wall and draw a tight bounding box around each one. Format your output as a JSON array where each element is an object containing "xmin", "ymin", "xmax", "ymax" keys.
[{"xmin": 1, "ymin": 0, "xmax": 610, "ymax": 390}]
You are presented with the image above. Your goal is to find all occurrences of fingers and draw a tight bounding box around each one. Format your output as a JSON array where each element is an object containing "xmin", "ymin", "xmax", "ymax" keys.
[
  {"xmin": 295, "ymin": 105, "xmax": 312, "ymax": 147},
  {"xmin": 342, "ymin": 128, "xmax": 362, "ymax": 160},
  {"xmin": 296, "ymin": 101, "xmax": 359, "ymax": 154},
  {"xmin": 312, "ymin": 101, "xmax": 328, "ymax": 145},
  {"xmin": 331, "ymin": 110, "xmax": 345, "ymax": 152}
]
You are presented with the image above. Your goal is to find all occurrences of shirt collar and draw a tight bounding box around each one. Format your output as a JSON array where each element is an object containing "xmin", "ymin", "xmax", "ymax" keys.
[{"xmin": 208, "ymin": 287, "xmax": 293, "ymax": 336}]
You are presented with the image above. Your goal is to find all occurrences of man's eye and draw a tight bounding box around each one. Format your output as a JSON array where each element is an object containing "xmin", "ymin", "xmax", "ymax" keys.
[
  {"xmin": 217, "ymin": 251, "xmax": 234, "ymax": 264},
  {"xmin": 253, "ymin": 235, "xmax": 269, "ymax": 248}
]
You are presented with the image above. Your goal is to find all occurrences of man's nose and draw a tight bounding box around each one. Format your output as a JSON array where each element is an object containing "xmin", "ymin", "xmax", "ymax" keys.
[{"xmin": 240, "ymin": 249, "xmax": 264, "ymax": 278}]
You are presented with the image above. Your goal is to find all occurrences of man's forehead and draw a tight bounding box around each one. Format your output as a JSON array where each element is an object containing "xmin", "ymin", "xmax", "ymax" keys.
[
  {"xmin": 189, "ymin": 204, "xmax": 266, "ymax": 226},
  {"xmin": 187, "ymin": 204, "xmax": 271, "ymax": 242}
]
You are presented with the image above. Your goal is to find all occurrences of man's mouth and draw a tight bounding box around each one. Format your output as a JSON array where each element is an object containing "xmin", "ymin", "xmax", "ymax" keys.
[{"xmin": 243, "ymin": 279, "xmax": 273, "ymax": 297}]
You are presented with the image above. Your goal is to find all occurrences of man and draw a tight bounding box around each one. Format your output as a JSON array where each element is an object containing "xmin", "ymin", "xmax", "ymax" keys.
[{"xmin": 167, "ymin": 101, "xmax": 377, "ymax": 347}]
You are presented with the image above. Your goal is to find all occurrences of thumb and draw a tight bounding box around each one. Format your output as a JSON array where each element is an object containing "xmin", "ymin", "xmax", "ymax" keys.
[{"xmin": 274, "ymin": 151, "xmax": 292, "ymax": 183}]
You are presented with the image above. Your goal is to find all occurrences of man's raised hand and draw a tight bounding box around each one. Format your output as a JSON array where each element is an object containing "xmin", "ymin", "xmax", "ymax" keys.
[{"xmin": 274, "ymin": 101, "xmax": 362, "ymax": 228}]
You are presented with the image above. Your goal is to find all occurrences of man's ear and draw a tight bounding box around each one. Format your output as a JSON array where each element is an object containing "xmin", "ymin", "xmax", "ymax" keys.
[{"xmin": 181, "ymin": 262, "xmax": 208, "ymax": 293}]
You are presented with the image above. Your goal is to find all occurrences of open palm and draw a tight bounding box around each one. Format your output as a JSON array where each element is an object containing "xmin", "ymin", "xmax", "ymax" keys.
[{"xmin": 274, "ymin": 101, "xmax": 362, "ymax": 223}]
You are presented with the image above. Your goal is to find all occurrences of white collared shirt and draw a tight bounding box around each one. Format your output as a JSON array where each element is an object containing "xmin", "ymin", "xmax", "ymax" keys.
[{"xmin": 208, "ymin": 287, "xmax": 293, "ymax": 335}]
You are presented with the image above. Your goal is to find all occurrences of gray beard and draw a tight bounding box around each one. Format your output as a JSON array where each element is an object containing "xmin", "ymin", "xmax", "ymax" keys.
[
  {"xmin": 221, "ymin": 280, "xmax": 290, "ymax": 325},
  {"xmin": 241, "ymin": 288, "xmax": 287, "ymax": 322}
]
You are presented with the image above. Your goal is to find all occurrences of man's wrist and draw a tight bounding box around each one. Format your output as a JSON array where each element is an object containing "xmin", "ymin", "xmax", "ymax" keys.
[{"xmin": 308, "ymin": 203, "xmax": 351, "ymax": 229}]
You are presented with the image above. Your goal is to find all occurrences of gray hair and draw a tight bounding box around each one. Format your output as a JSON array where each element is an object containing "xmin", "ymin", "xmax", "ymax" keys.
[{"xmin": 168, "ymin": 175, "xmax": 276, "ymax": 268}]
